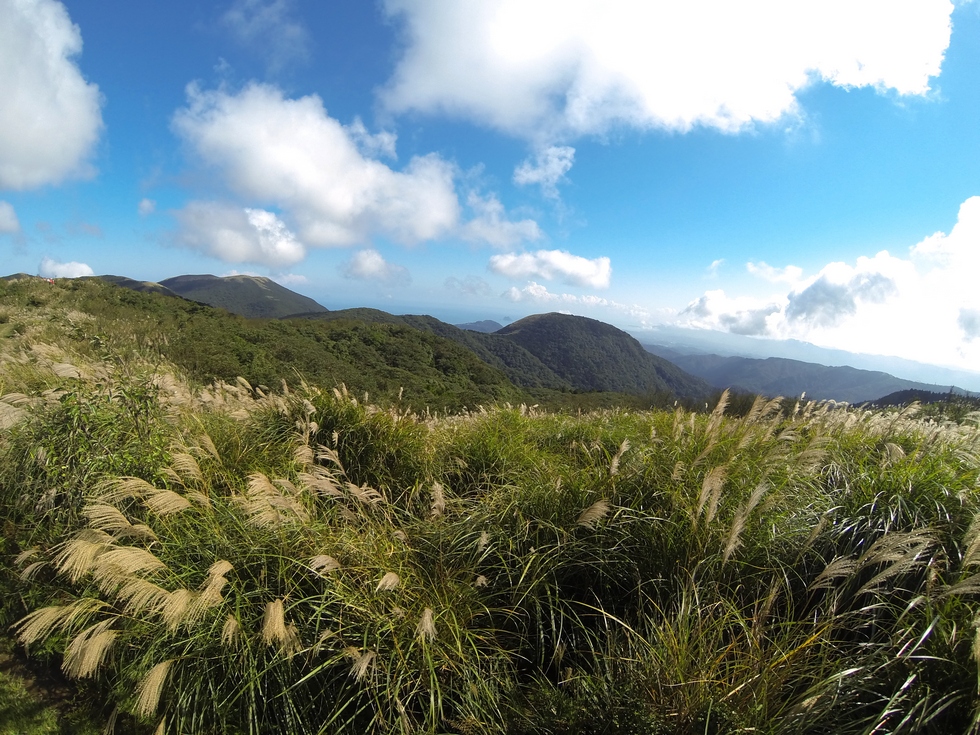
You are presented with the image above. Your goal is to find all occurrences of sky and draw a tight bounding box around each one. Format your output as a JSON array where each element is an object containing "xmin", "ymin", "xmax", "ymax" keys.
[{"xmin": 3, "ymin": 0, "xmax": 980, "ymax": 374}]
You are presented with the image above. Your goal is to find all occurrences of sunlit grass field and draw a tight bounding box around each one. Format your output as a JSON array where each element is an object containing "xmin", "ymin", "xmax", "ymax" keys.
[{"xmin": 3, "ymin": 276, "xmax": 980, "ymax": 734}]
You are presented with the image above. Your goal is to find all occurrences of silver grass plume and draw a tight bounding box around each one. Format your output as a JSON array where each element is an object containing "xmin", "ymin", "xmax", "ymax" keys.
[
  {"xmin": 350, "ymin": 649, "xmax": 376, "ymax": 681},
  {"xmin": 577, "ymin": 499, "xmax": 611, "ymax": 529},
  {"xmin": 170, "ymin": 452, "xmax": 203, "ymax": 484},
  {"xmin": 609, "ymin": 438, "xmax": 630, "ymax": 477},
  {"xmin": 376, "ymin": 572, "xmax": 400, "ymax": 592},
  {"xmin": 310, "ymin": 555, "xmax": 341, "ymax": 576},
  {"xmin": 63, "ymin": 619, "xmax": 117, "ymax": 678},
  {"xmin": 134, "ymin": 659, "xmax": 173, "ymax": 719},
  {"xmin": 416, "ymin": 608, "xmax": 437, "ymax": 641}
]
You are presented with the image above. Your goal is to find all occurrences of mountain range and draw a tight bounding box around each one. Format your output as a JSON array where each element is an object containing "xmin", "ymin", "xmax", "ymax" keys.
[{"xmin": 62, "ymin": 272, "xmax": 979, "ymax": 405}]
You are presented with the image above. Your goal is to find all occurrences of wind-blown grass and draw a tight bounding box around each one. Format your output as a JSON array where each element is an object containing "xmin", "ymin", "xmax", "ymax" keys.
[{"xmin": 4, "ymin": 277, "xmax": 980, "ymax": 733}]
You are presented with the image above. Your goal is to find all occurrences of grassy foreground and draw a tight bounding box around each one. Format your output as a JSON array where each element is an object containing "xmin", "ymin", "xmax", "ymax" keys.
[{"xmin": 3, "ymin": 282, "xmax": 980, "ymax": 733}]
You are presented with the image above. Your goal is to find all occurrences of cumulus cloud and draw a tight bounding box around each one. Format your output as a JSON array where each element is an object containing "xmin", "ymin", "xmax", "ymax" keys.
[
  {"xmin": 445, "ymin": 275, "xmax": 492, "ymax": 297},
  {"xmin": 381, "ymin": 0, "xmax": 952, "ymax": 141},
  {"xmin": 0, "ymin": 201, "xmax": 20, "ymax": 233},
  {"xmin": 460, "ymin": 192, "xmax": 543, "ymax": 248},
  {"xmin": 221, "ymin": 0, "xmax": 310, "ymax": 71},
  {"xmin": 682, "ymin": 291, "xmax": 783, "ymax": 336},
  {"xmin": 959, "ymin": 309, "xmax": 980, "ymax": 341},
  {"xmin": 514, "ymin": 145, "xmax": 575, "ymax": 197},
  {"xmin": 489, "ymin": 249, "xmax": 611, "ymax": 288},
  {"xmin": 38, "ymin": 256, "xmax": 93, "ymax": 278},
  {"xmin": 0, "ymin": 0, "xmax": 103, "ymax": 189},
  {"xmin": 785, "ymin": 271, "xmax": 896, "ymax": 327},
  {"xmin": 138, "ymin": 198, "xmax": 156, "ymax": 216},
  {"xmin": 341, "ymin": 249, "xmax": 411, "ymax": 286},
  {"xmin": 172, "ymin": 83, "xmax": 538, "ymax": 253},
  {"xmin": 175, "ymin": 201, "xmax": 306, "ymax": 267},
  {"xmin": 679, "ymin": 196, "xmax": 980, "ymax": 369},
  {"xmin": 347, "ymin": 117, "xmax": 397, "ymax": 159}
]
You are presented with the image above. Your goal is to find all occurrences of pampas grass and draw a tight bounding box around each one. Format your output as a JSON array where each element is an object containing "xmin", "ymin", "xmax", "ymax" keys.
[{"xmin": 5, "ymin": 343, "xmax": 980, "ymax": 734}]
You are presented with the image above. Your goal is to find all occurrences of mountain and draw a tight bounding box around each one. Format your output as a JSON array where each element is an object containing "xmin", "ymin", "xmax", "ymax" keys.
[
  {"xmin": 645, "ymin": 349, "xmax": 974, "ymax": 403},
  {"xmin": 301, "ymin": 310, "xmax": 712, "ymax": 397},
  {"xmin": 159, "ymin": 274, "xmax": 328, "ymax": 319},
  {"xmin": 298, "ymin": 310, "xmax": 573, "ymax": 390},
  {"xmin": 497, "ymin": 313, "xmax": 711, "ymax": 398},
  {"xmin": 93, "ymin": 273, "xmax": 712, "ymax": 401},
  {"xmin": 455, "ymin": 320, "xmax": 504, "ymax": 333},
  {"xmin": 96, "ymin": 275, "xmax": 178, "ymax": 296},
  {"xmin": 634, "ymin": 324, "xmax": 980, "ymax": 393}
]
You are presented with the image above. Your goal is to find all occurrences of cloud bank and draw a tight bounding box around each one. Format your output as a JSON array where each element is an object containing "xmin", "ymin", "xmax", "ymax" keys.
[
  {"xmin": 490, "ymin": 249, "xmax": 611, "ymax": 288},
  {"xmin": 38, "ymin": 256, "xmax": 94, "ymax": 279},
  {"xmin": 172, "ymin": 83, "xmax": 538, "ymax": 263},
  {"xmin": 0, "ymin": 0, "xmax": 103, "ymax": 190},
  {"xmin": 680, "ymin": 196, "xmax": 980, "ymax": 369},
  {"xmin": 175, "ymin": 201, "xmax": 305, "ymax": 267},
  {"xmin": 381, "ymin": 0, "xmax": 952, "ymax": 142}
]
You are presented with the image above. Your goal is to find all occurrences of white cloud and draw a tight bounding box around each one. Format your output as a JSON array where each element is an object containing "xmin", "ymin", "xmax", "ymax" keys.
[
  {"xmin": 381, "ymin": 0, "xmax": 952, "ymax": 142},
  {"xmin": 38, "ymin": 256, "xmax": 93, "ymax": 278},
  {"xmin": 0, "ymin": 201, "xmax": 20, "ymax": 233},
  {"xmin": 958, "ymin": 309, "xmax": 980, "ymax": 341},
  {"xmin": 175, "ymin": 201, "xmax": 306, "ymax": 267},
  {"xmin": 173, "ymin": 83, "xmax": 537, "ymax": 252},
  {"xmin": 221, "ymin": 0, "xmax": 310, "ymax": 72},
  {"xmin": 347, "ymin": 117, "xmax": 398, "ymax": 159},
  {"xmin": 138, "ymin": 198, "xmax": 156, "ymax": 216},
  {"xmin": 679, "ymin": 196, "xmax": 980, "ymax": 370},
  {"xmin": 341, "ymin": 249, "xmax": 411, "ymax": 286},
  {"xmin": 489, "ymin": 248, "xmax": 611, "ymax": 288},
  {"xmin": 514, "ymin": 145, "xmax": 575, "ymax": 197},
  {"xmin": 460, "ymin": 192, "xmax": 543, "ymax": 248},
  {"xmin": 0, "ymin": 0, "xmax": 103, "ymax": 189},
  {"xmin": 747, "ymin": 261, "xmax": 804, "ymax": 284},
  {"xmin": 503, "ymin": 280, "xmax": 650, "ymax": 319}
]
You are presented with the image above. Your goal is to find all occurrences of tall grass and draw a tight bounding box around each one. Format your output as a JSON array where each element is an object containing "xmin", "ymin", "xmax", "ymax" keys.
[{"xmin": 4, "ymin": 281, "xmax": 980, "ymax": 732}]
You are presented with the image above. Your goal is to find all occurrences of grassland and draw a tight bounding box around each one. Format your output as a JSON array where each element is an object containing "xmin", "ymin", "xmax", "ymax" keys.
[{"xmin": 3, "ymin": 276, "xmax": 980, "ymax": 734}]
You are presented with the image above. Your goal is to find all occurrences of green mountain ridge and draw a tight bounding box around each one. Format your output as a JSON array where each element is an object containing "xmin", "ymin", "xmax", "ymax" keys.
[
  {"xmin": 56, "ymin": 270, "xmax": 969, "ymax": 405},
  {"xmin": 498, "ymin": 312, "xmax": 711, "ymax": 398},
  {"xmin": 159, "ymin": 273, "xmax": 329, "ymax": 319}
]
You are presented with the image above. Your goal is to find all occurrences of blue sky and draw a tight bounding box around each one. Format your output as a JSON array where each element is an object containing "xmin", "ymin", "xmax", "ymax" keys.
[{"xmin": 3, "ymin": 0, "xmax": 980, "ymax": 372}]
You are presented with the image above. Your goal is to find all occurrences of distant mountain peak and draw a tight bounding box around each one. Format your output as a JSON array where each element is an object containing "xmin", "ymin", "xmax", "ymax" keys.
[
  {"xmin": 496, "ymin": 312, "xmax": 710, "ymax": 398},
  {"xmin": 158, "ymin": 274, "xmax": 328, "ymax": 319},
  {"xmin": 455, "ymin": 319, "xmax": 503, "ymax": 333}
]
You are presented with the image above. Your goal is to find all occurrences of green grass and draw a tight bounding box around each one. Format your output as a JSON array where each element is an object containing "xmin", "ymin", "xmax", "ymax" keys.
[{"xmin": 4, "ymin": 275, "xmax": 980, "ymax": 733}]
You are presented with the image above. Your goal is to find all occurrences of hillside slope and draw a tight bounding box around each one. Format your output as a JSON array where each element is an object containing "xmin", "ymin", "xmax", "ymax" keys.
[
  {"xmin": 498, "ymin": 313, "xmax": 711, "ymax": 398},
  {"xmin": 160, "ymin": 274, "xmax": 328, "ymax": 318},
  {"xmin": 102, "ymin": 274, "xmax": 711, "ymax": 401},
  {"xmin": 0, "ymin": 277, "xmax": 520, "ymax": 411},
  {"xmin": 298, "ymin": 310, "xmax": 572, "ymax": 390}
]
